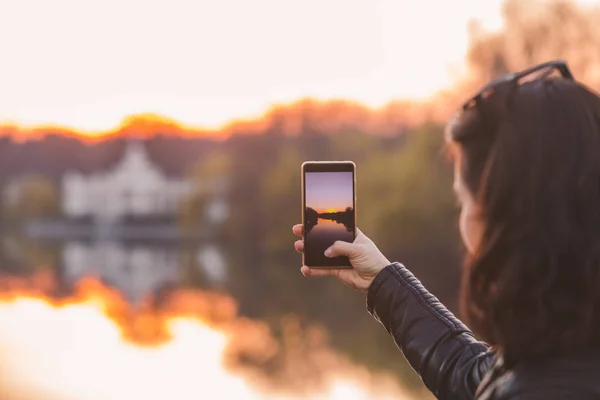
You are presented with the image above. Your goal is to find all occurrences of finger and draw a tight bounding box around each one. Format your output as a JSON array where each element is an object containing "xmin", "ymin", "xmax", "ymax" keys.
[
  {"xmin": 300, "ymin": 266, "xmax": 340, "ymax": 278},
  {"xmin": 325, "ymin": 241, "xmax": 357, "ymax": 258},
  {"xmin": 356, "ymin": 227, "xmax": 369, "ymax": 239},
  {"xmin": 294, "ymin": 240, "xmax": 304, "ymax": 253},
  {"xmin": 354, "ymin": 228, "xmax": 371, "ymax": 244},
  {"xmin": 292, "ymin": 224, "xmax": 303, "ymax": 237}
]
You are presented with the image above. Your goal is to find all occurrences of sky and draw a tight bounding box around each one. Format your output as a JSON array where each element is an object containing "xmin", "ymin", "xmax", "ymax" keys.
[
  {"xmin": 305, "ymin": 172, "xmax": 353, "ymax": 213},
  {"xmin": 0, "ymin": 0, "xmax": 597, "ymax": 133}
]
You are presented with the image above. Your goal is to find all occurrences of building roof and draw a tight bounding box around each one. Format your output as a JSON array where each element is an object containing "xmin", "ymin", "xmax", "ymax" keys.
[{"xmin": 0, "ymin": 134, "xmax": 219, "ymax": 182}]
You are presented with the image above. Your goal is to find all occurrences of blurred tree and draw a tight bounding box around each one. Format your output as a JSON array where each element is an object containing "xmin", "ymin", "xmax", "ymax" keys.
[
  {"xmin": 177, "ymin": 247, "xmax": 209, "ymax": 288},
  {"xmin": 359, "ymin": 124, "xmax": 462, "ymax": 308},
  {"xmin": 178, "ymin": 194, "xmax": 209, "ymax": 235},
  {"xmin": 360, "ymin": 124, "xmax": 456, "ymax": 249},
  {"xmin": 2, "ymin": 175, "xmax": 60, "ymax": 221},
  {"xmin": 0, "ymin": 235, "xmax": 61, "ymax": 274},
  {"xmin": 178, "ymin": 147, "xmax": 234, "ymax": 289},
  {"xmin": 328, "ymin": 129, "xmax": 381, "ymax": 164},
  {"xmin": 261, "ymin": 146, "xmax": 303, "ymax": 256},
  {"xmin": 220, "ymin": 134, "xmax": 285, "ymax": 317},
  {"xmin": 17, "ymin": 237, "xmax": 61, "ymax": 273},
  {"xmin": 179, "ymin": 148, "xmax": 232, "ymax": 234},
  {"xmin": 467, "ymin": 0, "xmax": 600, "ymax": 88},
  {"xmin": 192, "ymin": 148, "xmax": 232, "ymax": 181}
]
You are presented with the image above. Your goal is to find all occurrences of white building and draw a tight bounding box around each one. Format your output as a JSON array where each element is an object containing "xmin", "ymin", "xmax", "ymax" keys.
[
  {"xmin": 62, "ymin": 140, "xmax": 193, "ymax": 221},
  {"xmin": 58, "ymin": 140, "xmax": 231, "ymax": 298}
]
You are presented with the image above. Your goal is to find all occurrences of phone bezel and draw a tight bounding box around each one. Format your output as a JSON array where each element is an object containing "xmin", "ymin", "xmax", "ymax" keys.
[{"xmin": 301, "ymin": 161, "xmax": 356, "ymax": 268}]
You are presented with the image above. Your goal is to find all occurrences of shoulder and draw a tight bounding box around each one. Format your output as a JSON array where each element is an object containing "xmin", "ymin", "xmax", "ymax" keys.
[{"xmin": 478, "ymin": 352, "xmax": 600, "ymax": 400}]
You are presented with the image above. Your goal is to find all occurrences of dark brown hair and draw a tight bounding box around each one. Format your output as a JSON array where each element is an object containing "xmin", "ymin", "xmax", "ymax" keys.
[{"xmin": 449, "ymin": 77, "xmax": 600, "ymax": 367}]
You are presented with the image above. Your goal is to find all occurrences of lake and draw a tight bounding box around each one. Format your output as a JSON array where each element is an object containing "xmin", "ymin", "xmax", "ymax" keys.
[{"xmin": 304, "ymin": 218, "xmax": 354, "ymax": 267}]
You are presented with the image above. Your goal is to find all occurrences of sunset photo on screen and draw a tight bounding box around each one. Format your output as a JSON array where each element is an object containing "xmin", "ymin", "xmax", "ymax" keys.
[{"xmin": 304, "ymin": 171, "xmax": 355, "ymax": 267}]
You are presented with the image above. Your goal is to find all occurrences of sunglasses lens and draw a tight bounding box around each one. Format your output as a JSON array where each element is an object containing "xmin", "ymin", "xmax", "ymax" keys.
[
  {"xmin": 462, "ymin": 62, "xmax": 571, "ymax": 111},
  {"xmin": 517, "ymin": 66, "xmax": 563, "ymax": 84}
]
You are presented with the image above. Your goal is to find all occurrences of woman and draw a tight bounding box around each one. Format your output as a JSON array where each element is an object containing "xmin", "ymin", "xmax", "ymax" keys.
[{"xmin": 292, "ymin": 60, "xmax": 600, "ymax": 399}]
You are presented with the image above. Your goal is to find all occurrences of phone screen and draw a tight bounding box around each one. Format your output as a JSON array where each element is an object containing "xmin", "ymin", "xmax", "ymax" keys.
[{"xmin": 303, "ymin": 163, "xmax": 355, "ymax": 267}]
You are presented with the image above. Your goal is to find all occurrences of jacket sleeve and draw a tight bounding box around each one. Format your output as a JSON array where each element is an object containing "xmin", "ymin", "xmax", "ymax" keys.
[{"xmin": 367, "ymin": 262, "xmax": 496, "ymax": 400}]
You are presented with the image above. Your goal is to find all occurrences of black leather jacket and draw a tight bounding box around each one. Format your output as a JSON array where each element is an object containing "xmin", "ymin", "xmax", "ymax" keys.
[{"xmin": 367, "ymin": 263, "xmax": 600, "ymax": 399}]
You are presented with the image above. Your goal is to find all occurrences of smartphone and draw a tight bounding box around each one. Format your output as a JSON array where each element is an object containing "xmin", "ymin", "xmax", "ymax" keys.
[{"xmin": 301, "ymin": 161, "xmax": 356, "ymax": 268}]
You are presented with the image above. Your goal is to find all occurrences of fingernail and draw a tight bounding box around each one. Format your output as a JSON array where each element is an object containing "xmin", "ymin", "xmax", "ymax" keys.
[{"xmin": 324, "ymin": 247, "xmax": 331, "ymax": 257}]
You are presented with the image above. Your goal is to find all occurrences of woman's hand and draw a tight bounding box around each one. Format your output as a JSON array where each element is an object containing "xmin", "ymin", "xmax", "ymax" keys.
[{"xmin": 292, "ymin": 224, "xmax": 390, "ymax": 292}]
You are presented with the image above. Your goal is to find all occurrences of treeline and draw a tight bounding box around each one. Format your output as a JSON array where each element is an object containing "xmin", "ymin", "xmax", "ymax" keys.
[{"xmin": 0, "ymin": 134, "xmax": 218, "ymax": 183}]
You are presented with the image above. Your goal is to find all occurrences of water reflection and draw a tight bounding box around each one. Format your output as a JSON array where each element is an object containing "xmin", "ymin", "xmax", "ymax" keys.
[
  {"xmin": 304, "ymin": 209, "xmax": 354, "ymax": 267},
  {"xmin": 196, "ymin": 246, "xmax": 227, "ymax": 284},
  {"xmin": 0, "ymin": 236, "xmax": 228, "ymax": 303},
  {"xmin": 60, "ymin": 241, "xmax": 228, "ymax": 302},
  {"xmin": 63, "ymin": 242, "xmax": 173, "ymax": 302}
]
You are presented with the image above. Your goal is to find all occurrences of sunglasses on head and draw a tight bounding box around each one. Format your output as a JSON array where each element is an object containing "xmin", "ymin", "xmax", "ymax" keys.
[{"xmin": 461, "ymin": 60, "xmax": 575, "ymax": 112}]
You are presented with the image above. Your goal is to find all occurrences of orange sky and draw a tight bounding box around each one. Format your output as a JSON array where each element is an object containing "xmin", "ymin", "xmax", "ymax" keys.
[{"xmin": 0, "ymin": 0, "xmax": 597, "ymax": 134}]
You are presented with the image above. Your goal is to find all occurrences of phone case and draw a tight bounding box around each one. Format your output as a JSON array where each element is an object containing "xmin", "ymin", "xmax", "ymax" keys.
[{"xmin": 301, "ymin": 161, "xmax": 356, "ymax": 268}]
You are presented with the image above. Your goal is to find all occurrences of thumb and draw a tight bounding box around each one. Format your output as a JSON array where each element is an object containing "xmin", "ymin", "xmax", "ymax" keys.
[{"xmin": 325, "ymin": 241, "xmax": 357, "ymax": 258}]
